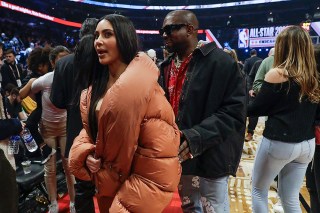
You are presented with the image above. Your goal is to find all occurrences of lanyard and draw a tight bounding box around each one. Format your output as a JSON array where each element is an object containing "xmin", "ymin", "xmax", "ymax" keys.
[{"xmin": 8, "ymin": 63, "xmax": 20, "ymax": 79}]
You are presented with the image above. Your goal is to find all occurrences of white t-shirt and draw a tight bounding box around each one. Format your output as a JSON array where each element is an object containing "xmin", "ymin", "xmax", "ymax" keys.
[{"xmin": 31, "ymin": 71, "xmax": 67, "ymax": 123}]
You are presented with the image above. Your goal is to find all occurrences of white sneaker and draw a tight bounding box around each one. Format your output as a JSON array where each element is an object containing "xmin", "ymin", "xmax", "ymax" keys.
[
  {"xmin": 273, "ymin": 198, "xmax": 284, "ymax": 213},
  {"xmin": 48, "ymin": 202, "xmax": 59, "ymax": 213},
  {"xmin": 70, "ymin": 203, "xmax": 76, "ymax": 213}
]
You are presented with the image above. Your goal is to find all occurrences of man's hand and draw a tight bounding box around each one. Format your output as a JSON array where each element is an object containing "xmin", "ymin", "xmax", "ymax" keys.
[
  {"xmin": 249, "ymin": 89, "xmax": 255, "ymax": 97},
  {"xmin": 178, "ymin": 140, "xmax": 193, "ymax": 163},
  {"xmin": 86, "ymin": 155, "xmax": 101, "ymax": 173}
]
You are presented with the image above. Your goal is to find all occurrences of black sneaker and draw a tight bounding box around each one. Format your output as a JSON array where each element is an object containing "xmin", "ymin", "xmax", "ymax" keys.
[{"xmin": 41, "ymin": 144, "xmax": 56, "ymax": 164}]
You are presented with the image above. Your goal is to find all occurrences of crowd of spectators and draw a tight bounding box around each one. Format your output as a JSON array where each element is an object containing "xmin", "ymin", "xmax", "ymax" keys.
[{"xmin": 0, "ymin": 19, "xmax": 79, "ymax": 67}]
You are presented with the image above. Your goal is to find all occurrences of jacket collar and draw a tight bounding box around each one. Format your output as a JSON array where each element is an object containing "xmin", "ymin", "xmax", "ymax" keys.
[
  {"xmin": 160, "ymin": 41, "xmax": 217, "ymax": 68},
  {"xmin": 196, "ymin": 42, "xmax": 217, "ymax": 56}
]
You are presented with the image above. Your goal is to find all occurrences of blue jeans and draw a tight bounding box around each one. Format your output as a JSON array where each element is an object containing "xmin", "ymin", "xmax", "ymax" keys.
[
  {"xmin": 179, "ymin": 175, "xmax": 229, "ymax": 213},
  {"xmin": 252, "ymin": 137, "xmax": 315, "ymax": 213}
]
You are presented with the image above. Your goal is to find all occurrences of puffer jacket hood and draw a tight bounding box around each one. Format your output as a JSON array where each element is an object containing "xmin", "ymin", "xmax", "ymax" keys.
[{"xmin": 69, "ymin": 52, "xmax": 181, "ymax": 213}]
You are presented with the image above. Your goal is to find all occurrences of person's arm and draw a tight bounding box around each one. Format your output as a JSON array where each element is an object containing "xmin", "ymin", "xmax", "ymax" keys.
[
  {"xmin": 248, "ymin": 69, "xmax": 287, "ymax": 117},
  {"xmin": 68, "ymin": 128, "xmax": 95, "ymax": 181},
  {"xmin": 243, "ymin": 59, "xmax": 249, "ymax": 75},
  {"xmin": 181, "ymin": 60, "xmax": 246, "ymax": 158},
  {"xmin": 248, "ymin": 61, "xmax": 261, "ymax": 97},
  {"xmin": 19, "ymin": 78, "xmax": 36, "ymax": 99},
  {"xmin": 248, "ymin": 63, "xmax": 257, "ymax": 89},
  {"xmin": 248, "ymin": 82, "xmax": 282, "ymax": 117},
  {"xmin": 252, "ymin": 59, "xmax": 268, "ymax": 94},
  {"xmin": 0, "ymin": 118, "xmax": 22, "ymax": 140},
  {"xmin": 18, "ymin": 111, "xmax": 27, "ymax": 121}
]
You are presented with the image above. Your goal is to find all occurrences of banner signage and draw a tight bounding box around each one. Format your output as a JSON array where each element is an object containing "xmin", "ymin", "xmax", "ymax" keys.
[{"xmin": 238, "ymin": 26, "xmax": 287, "ymax": 48}]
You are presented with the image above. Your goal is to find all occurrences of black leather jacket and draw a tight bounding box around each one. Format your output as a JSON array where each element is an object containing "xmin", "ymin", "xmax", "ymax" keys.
[{"xmin": 159, "ymin": 42, "xmax": 246, "ymax": 178}]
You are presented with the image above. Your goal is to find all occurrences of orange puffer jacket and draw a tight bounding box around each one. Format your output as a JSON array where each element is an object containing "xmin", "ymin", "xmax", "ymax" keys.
[{"xmin": 69, "ymin": 53, "xmax": 181, "ymax": 212}]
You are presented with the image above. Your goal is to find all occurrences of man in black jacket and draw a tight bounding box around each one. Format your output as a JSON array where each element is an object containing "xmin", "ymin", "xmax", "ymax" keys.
[
  {"xmin": 159, "ymin": 10, "xmax": 246, "ymax": 212},
  {"xmin": 50, "ymin": 18, "xmax": 98, "ymax": 213},
  {"xmin": 243, "ymin": 49, "xmax": 262, "ymax": 76},
  {"xmin": 0, "ymin": 49, "xmax": 25, "ymax": 89},
  {"xmin": 243, "ymin": 49, "xmax": 262, "ymax": 142},
  {"xmin": 245, "ymin": 60, "xmax": 263, "ymax": 141}
]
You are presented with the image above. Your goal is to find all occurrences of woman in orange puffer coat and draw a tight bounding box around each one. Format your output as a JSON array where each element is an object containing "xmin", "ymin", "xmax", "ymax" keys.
[{"xmin": 68, "ymin": 14, "xmax": 181, "ymax": 213}]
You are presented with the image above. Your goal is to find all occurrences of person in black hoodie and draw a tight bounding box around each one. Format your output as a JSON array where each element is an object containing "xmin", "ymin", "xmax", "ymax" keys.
[{"xmin": 50, "ymin": 18, "xmax": 98, "ymax": 213}]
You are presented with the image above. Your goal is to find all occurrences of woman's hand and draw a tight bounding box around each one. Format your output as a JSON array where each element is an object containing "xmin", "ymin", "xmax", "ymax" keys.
[{"xmin": 86, "ymin": 155, "xmax": 101, "ymax": 173}]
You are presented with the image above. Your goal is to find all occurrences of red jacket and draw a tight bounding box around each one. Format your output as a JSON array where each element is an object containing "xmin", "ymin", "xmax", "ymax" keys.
[{"xmin": 69, "ymin": 53, "xmax": 181, "ymax": 212}]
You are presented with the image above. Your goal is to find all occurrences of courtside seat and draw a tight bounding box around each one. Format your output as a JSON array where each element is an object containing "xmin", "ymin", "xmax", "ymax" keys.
[{"xmin": 16, "ymin": 160, "xmax": 48, "ymax": 201}]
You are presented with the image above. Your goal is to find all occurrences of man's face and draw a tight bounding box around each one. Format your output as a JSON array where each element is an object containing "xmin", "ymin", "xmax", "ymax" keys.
[
  {"xmin": 5, "ymin": 53, "xmax": 15, "ymax": 64},
  {"xmin": 160, "ymin": 15, "xmax": 189, "ymax": 53}
]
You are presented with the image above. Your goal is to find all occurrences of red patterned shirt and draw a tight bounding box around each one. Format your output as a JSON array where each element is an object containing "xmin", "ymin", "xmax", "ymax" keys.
[{"xmin": 168, "ymin": 54, "xmax": 193, "ymax": 116}]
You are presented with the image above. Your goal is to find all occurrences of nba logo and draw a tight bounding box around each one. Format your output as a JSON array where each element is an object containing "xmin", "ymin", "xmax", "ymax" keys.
[{"xmin": 238, "ymin": 28, "xmax": 249, "ymax": 48}]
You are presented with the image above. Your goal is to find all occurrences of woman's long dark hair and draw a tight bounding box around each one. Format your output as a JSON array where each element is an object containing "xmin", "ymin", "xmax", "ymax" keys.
[
  {"xmin": 71, "ymin": 34, "xmax": 96, "ymax": 106},
  {"xmin": 88, "ymin": 14, "xmax": 139, "ymax": 141},
  {"xmin": 70, "ymin": 18, "xmax": 98, "ymax": 107}
]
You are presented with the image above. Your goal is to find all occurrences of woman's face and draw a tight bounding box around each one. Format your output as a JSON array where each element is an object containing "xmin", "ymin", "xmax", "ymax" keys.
[
  {"xmin": 94, "ymin": 19, "xmax": 120, "ymax": 66},
  {"xmin": 38, "ymin": 63, "xmax": 49, "ymax": 75}
]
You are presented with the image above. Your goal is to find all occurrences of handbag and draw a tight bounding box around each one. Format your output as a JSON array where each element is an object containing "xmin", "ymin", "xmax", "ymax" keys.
[{"xmin": 21, "ymin": 96, "xmax": 37, "ymax": 114}]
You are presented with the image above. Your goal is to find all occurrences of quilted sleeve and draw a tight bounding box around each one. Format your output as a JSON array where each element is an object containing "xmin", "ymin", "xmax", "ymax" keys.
[{"xmin": 69, "ymin": 128, "xmax": 95, "ymax": 181}]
